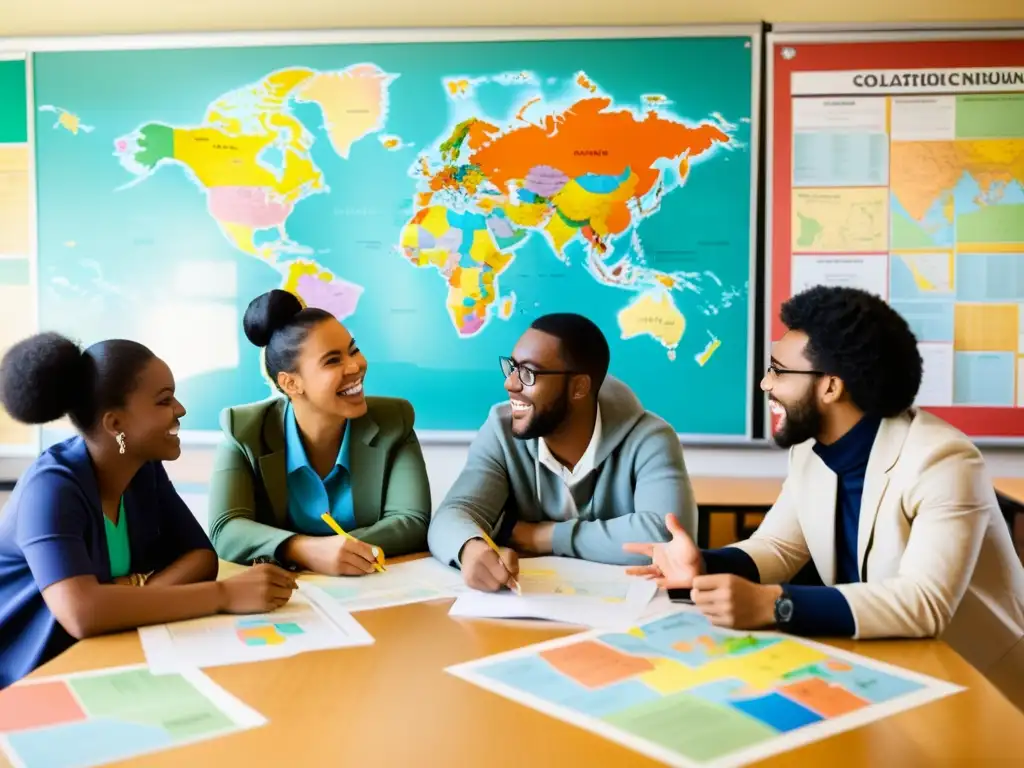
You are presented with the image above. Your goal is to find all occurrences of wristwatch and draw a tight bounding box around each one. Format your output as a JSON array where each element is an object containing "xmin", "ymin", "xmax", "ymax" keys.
[{"xmin": 774, "ymin": 588, "xmax": 794, "ymax": 626}]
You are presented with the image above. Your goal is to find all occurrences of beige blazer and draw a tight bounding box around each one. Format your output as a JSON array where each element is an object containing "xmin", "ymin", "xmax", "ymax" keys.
[{"xmin": 733, "ymin": 409, "xmax": 1024, "ymax": 710}]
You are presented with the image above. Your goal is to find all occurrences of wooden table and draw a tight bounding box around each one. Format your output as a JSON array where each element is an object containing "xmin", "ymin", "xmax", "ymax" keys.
[
  {"xmin": 691, "ymin": 476, "xmax": 782, "ymax": 547},
  {"xmin": 17, "ymin": 581, "xmax": 1024, "ymax": 767}
]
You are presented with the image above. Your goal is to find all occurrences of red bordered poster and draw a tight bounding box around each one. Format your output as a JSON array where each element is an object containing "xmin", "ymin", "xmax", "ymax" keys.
[{"xmin": 767, "ymin": 30, "xmax": 1024, "ymax": 440}]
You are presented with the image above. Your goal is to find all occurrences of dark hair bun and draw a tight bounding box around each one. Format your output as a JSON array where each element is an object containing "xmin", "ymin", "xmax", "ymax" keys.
[
  {"xmin": 243, "ymin": 289, "xmax": 303, "ymax": 348},
  {"xmin": 0, "ymin": 332, "xmax": 88, "ymax": 424}
]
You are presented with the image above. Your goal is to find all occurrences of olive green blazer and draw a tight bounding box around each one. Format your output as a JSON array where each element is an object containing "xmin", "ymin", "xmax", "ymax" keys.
[{"xmin": 208, "ymin": 396, "xmax": 431, "ymax": 564}]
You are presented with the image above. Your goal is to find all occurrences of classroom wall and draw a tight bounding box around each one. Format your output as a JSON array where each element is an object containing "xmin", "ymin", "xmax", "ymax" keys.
[{"xmin": 1, "ymin": 0, "xmax": 1022, "ymax": 495}]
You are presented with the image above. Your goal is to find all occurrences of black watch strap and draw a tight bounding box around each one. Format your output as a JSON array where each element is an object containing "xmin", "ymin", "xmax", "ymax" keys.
[{"xmin": 774, "ymin": 588, "xmax": 794, "ymax": 626}]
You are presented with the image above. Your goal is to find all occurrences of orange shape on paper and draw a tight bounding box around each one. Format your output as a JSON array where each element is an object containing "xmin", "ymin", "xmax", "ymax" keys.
[
  {"xmin": 0, "ymin": 681, "xmax": 87, "ymax": 731},
  {"xmin": 540, "ymin": 641, "xmax": 654, "ymax": 688},
  {"xmin": 780, "ymin": 677, "xmax": 870, "ymax": 718}
]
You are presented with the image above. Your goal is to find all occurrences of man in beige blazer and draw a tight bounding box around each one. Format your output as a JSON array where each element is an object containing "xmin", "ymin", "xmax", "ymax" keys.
[{"xmin": 626, "ymin": 285, "xmax": 1024, "ymax": 711}]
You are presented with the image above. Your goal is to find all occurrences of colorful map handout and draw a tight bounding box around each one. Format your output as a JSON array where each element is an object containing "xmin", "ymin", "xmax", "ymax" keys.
[
  {"xmin": 0, "ymin": 664, "xmax": 264, "ymax": 768},
  {"xmin": 447, "ymin": 610, "xmax": 962, "ymax": 767}
]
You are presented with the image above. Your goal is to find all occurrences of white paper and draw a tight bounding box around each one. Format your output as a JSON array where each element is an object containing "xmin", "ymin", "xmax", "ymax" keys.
[
  {"xmin": 138, "ymin": 589, "xmax": 373, "ymax": 674},
  {"xmin": 890, "ymin": 96, "xmax": 956, "ymax": 141},
  {"xmin": 791, "ymin": 254, "xmax": 888, "ymax": 298},
  {"xmin": 447, "ymin": 611, "xmax": 964, "ymax": 768},
  {"xmin": 448, "ymin": 556, "xmax": 657, "ymax": 629},
  {"xmin": 915, "ymin": 342, "xmax": 955, "ymax": 407},
  {"xmin": 300, "ymin": 557, "xmax": 467, "ymax": 613}
]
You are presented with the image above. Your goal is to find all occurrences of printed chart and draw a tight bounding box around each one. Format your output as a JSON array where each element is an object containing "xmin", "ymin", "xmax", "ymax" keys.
[
  {"xmin": 449, "ymin": 556, "xmax": 658, "ymax": 627},
  {"xmin": 769, "ymin": 32, "xmax": 1024, "ymax": 438},
  {"xmin": 139, "ymin": 591, "xmax": 373, "ymax": 673},
  {"xmin": 448, "ymin": 610, "xmax": 962, "ymax": 767},
  {"xmin": 301, "ymin": 557, "xmax": 466, "ymax": 613},
  {"xmin": 0, "ymin": 664, "xmax": 264, "ymax": 768}
]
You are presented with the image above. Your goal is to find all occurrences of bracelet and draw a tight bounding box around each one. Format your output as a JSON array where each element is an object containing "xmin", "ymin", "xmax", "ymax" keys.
[{"xmin": 129, "ymin": 572, "xmax": 154, "ymax": 587}]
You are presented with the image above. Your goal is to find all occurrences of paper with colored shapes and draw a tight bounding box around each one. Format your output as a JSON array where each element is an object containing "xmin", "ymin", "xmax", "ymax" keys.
[
  {"xmin": 300, "ymin": 557, "xmax": 466, "ymax": 613},
  {"xmin": 0, "ymin": 664, "xmax": 264, "ymax": 768},
  {"xmin": 138, "ymin": 588, "xmax": 373, "ymax": 674},
  {"xmin": 448, "ymin": 556, "xmax": 658, "ymax": 628},
  {"xmin": 447, "ymin": 608, "xmax": 963, "ymax": 767}
]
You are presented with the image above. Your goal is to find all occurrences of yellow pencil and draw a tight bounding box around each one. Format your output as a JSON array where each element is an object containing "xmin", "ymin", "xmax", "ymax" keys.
[
  {"xmin": 479, "ymin": 531, "xmax": 521, "ymax": 595},
  {"xmin": 321, "ymin": 513, "xmax": 385, "ymax": 572}
]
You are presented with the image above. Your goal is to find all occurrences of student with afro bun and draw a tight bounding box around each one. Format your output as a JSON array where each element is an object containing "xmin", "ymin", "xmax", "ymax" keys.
[
  {"xmin": 625, "ymin": 286, "xmax": 1024, "ymax": 710},
  {"xmin": 0, "ymin": 333, "xmax": 297, "ymax": 687}
]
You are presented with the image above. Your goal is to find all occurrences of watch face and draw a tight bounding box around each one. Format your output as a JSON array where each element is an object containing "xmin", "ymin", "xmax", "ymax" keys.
[{"xmin": 776, "ymin": 597, "xmax": 794, "ymax": 623}]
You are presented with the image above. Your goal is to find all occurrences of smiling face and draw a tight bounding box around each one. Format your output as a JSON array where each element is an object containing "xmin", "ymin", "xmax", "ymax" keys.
[
  {"xmin": 760, "ymin": 330, "xmax": 826, "ymax": 448},
  {"xmin": 278, "ymin": 318, "xmax": 368, "ymax": 420},
  {"xmin": 106, "ymin": 356, "xmax": 186, "ymax": 461},
  {"xmin": 503, "ymin": 328, "xmax": 579, "ymax": 440}
]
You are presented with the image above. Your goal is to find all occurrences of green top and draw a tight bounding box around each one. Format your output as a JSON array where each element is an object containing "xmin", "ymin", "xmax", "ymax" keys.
[
  {"xmin": 104, "ymin": 498, "xmax": 131, "ymax": 579},
  {"xmin": 207, "ymin": 396, "xmax": 431, "ymax": 564}
]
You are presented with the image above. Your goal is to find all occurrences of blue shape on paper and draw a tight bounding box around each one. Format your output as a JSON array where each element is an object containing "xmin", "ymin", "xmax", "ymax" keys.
[
  {"xmin": 888, "ymin": 299, "xmax": 954, "ymax": 343},
  {"xmin": 954, "ymin": 352, "xmax": 1015, "ymax": 406},
  {"xmin": 955, "ymin": 252, "xmax": 1024, "ymax": 302},
  {"xmin": 729, "ymin": 692, "xmax": 823, "ymax": 732},
  {"xmin": 793, "ymin": 131, "xmax": 889, "ymax": 188},
  {"xmin": 236, "ymin": 618, "xmax": 267, "ymax": 628},
  {"xmin": 6, "ymin": 718, "xmax": 173, "ymax": 768},
  {"xmin": 786, "ymin": 662, "xmax": 925, "ymax": 703}
]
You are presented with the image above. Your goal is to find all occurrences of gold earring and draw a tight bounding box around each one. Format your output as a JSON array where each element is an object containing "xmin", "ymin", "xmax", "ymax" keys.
[{"xmin": 115, "ymin": 432, "xmax": 126, "ymax": 455}]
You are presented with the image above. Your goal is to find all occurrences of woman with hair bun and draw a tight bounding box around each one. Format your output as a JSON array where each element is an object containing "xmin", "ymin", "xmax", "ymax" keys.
[
  {"xmin": 208, "ymin": 289, "xmax": 431, "ymax": 574},
  {"xmin": 0, "ymin": 333, "xmax": 297, "ymax": 687}
]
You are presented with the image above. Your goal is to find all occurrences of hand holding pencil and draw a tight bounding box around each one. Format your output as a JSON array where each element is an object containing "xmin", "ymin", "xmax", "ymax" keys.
[{"xmin": 460, "ymin": 532, "xmax": 521, "ymax": 594}]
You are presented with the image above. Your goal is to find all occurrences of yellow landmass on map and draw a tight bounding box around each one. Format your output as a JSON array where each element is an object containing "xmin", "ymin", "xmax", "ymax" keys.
[
  {"xmin": 890, "ymin": 139, "xmax": 1024, "ymax": 221},
  {"xmin": 696, "ymin": 335, "xmax": 721, "ymax": 366},
  {"xmin": 896, "ymin": 252, "xmax": 953, "ymax": 293},
  {"xmin": 295, "ymin": 64, "xmax": 394, "ymax": 158},
  {"xmin": 551, "ymin": 174, "xmax": 637, "ymax": 238},
  {"xmin": 640, "ymin": 639, "xmax": 829, "ymax": 695},
  {"xmin": 617, "ymin": 290, "xmax": 685, "ymax": 358},
  {"xmin": 792, "ymin": 187, "xmax": 888, "ymax": 253}
]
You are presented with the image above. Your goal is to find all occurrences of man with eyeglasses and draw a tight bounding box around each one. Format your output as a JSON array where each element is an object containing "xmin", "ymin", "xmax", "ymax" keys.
[
  {"xmin": 428, "ymin": 312, "xmax": 697, "ymax": 591},
  {"xmin": 624, "ymin": 285, "xmax": 1024, "ymax": 710}
]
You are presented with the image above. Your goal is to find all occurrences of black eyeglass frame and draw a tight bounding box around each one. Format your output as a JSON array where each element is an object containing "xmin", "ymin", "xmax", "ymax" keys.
[{"xmin": 499, "ymin": 356, "xmax": 576, "ymax": 387}]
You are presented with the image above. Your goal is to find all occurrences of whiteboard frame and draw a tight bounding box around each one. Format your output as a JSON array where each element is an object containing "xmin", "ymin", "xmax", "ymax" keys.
[
  {"xmin": 764, "ymin": 26, "xmax": 1024, "ymax": 447},
  {"xmin": 5, "ymin": 23, "xmax": 764, "ymax": 446}
]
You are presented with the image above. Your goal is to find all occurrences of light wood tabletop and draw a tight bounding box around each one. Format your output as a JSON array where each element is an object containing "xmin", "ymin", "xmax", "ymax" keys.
[
  {"xmin": 691, "ymin": 476, "xmax": 782, "ymax": 508},
  {"xmin": 17, "ymin": 566, "xmax": 1024, "ymax": 768},
  {"xmin": 994, "ymin": 477, "xmax": 1024, "ymax": 504}
]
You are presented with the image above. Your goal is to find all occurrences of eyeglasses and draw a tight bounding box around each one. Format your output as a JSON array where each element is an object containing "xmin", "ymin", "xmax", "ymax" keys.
[
  {"xmin": 765, "ymin": 363, "xmax": 824, "ymax": 378},
  {"xmin": 499, "ymin": 356, "xmax": 575, "ymax": 387}
]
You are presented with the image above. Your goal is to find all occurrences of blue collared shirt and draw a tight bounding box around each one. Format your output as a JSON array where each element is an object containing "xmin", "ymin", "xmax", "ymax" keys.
[{"xmin": 284, "ymin": 403, "xmax": 356, "ymax": 535}]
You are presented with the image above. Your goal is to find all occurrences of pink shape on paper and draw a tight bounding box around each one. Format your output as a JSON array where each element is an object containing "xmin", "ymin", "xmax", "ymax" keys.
[
  {"xmin": 207, "ymin": 186, "xmax": 294, "ymax": 228},
  {"xmin": 0, "ymin": 681, "xmax": 87, "ymax": 731},
  {"xmin": 296, "ymin": 274, "xmax": 364, "ymax": 320}
]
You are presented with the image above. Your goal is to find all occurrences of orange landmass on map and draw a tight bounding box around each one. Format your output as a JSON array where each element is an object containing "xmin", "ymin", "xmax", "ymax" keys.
[
  {"xmin": 779, "ymin": 678, "xmax": 869, "ymax": 718},
  {"xmin": 469, "ymin": 97, "xmax": 730, "ymax": 201},
  {"xmin": 540, "ymin": 641, "xmax": 655, "ymax": 688},
  {"xmin": 890, "ymin": 139, "xmax": 1024, "ymax": 221}
]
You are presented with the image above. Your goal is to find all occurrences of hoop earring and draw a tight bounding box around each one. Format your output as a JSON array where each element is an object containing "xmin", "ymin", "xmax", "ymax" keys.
[{"xmin": 115, "ymin": 432, "xmax": 126, "ymax": 455}]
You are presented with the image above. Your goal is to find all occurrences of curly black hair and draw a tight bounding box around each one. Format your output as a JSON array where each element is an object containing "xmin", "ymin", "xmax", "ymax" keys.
[
  {"xmin": 0, "ymin": 332, "xmax": 155, "ymax": 433},
  {"xmin": 780, "ymin": 285, "xmax": 922, "ymax": 417}
]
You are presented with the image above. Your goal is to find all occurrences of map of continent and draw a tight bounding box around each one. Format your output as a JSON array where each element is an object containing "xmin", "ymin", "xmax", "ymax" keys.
[{"xmin": 32, "ymin": 36, "xmax": 756, "ymax": 435}]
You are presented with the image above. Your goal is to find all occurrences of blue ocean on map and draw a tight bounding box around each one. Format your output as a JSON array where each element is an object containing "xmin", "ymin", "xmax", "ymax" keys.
[{"xmin": 33, "ymin": 36, "xmax": 755, "ymax": 435}]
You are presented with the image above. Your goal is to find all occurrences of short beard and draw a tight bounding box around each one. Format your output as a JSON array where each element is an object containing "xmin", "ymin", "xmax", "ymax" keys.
[
  {"xmin": 514, "ymin": 386, "xmax": 570, "ymax": 441},
  {"xmin": 772, "ymin": 389, "xmax": 822, "ymax": 448}
]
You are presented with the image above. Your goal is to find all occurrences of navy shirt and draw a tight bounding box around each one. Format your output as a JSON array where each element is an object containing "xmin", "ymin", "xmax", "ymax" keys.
[
  {"xmin": 0, "ymin": 437, "xmax": 213, "ymax": 688},
  {"xmin": 702, "ymin": 416, "xmax": 882, "ymax": 637}
]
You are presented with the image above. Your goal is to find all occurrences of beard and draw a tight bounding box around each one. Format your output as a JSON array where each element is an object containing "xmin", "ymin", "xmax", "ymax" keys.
[
  {"xmin": 771, "ymin": 389, "xmax": 822, "ymax": 448},
  {"xmin": 513, "ymin": 386, "xmax": 570, "ymax": 441}
]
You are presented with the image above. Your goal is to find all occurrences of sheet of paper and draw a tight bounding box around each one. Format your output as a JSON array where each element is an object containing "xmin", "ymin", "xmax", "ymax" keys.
[
  {"xmin": 0, "ymin": 664, "xmax": 264, "ymax": 768},
  {"xmin": 301, "ymin": 557, "xmax": 467, "ymax": 613},
  {"xmin": 447, "ymin": 610, "xmax": 963, "ymax": 768},
  {"xmin": 448, "ymin": 556, "xmax": 658, "ymax": 628},
  {"xmin": 138, "ymin": 589, "xmax": 373, "ymax": 674}
]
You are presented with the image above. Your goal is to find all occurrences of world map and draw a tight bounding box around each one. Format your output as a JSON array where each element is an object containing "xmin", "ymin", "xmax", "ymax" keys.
[{"xmin": 33, "ymin": 37, "xmax": 756, "ymax": 434}]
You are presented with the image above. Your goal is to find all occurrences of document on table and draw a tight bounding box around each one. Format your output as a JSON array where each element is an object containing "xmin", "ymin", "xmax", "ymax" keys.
[
  {"xmin": 301, "ymin": 557, "xmax": 467, "ymax": 613},
  {"xmin": 448, "ymin": 556, "xmax": 658, "ymax": 628},
  {"xmin": 138, "ymin": 588, "xmax": 373, "ymax": 674}
]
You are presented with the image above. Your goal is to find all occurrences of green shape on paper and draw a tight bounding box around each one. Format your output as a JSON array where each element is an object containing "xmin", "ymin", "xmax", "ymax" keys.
[
  {"xmin": 956, "ymin": 94, "xmax": 1024, "ymax": 139},
  {"xmin": 795, "ymin": 213, "xmax": 823, "ymax": 248},
  {"xmin": 602, "ymin": 691, "xmax": 775, "ymax": 762},
  {"xmin": 957, "ymin": 204, "xmax": 1024, "ymax": 243},
  {"xmin": 0, "ymin": 59, "xmax": 27, "ymax": 143},
  {"xmin": 69, "ymin": 668, "xmax": 234, "ymax": 740},
  {"xmin": 891, "ymin": 210, "xmax": 939, "ymax": 249},
  {"xmin": 275, "ymin": 622, "xmax": 305, "ymax": 635}
]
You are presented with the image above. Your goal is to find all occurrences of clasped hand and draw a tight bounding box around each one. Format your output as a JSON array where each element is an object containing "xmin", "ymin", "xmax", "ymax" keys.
[{"xmin": 623, "ymin": 514, "xmax": 780, "ymax": 630}]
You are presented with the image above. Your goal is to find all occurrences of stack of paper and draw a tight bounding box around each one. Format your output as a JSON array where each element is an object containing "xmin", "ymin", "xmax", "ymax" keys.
[
  {"xmin": 448, "ymin": 556, "xmax": 658, "ymax": 628},
  {"xmin": 138, "ymin": 588, "xmax": 373, "ymax": 674},
  {"xmin": 300, "ymin": 557, "xmax": 467, "ymax": 613}
]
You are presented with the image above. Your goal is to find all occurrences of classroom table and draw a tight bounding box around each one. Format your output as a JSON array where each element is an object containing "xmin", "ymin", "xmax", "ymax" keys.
[
  {"xmin": 691, "ymin": 476, "xmax": 782, "ymax": 547},
  {"xmin": 13, "ymin": 561, "xmax": 1024, "ymax": 768}
]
